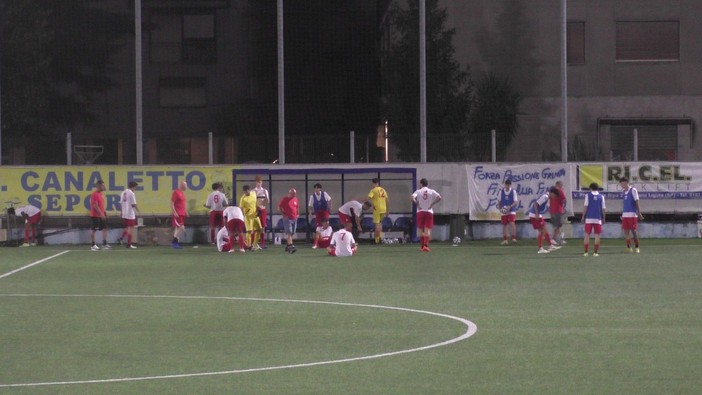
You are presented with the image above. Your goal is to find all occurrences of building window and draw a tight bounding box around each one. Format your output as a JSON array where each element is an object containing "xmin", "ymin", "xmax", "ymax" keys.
[
  {"xmin": 616, "ymin": 21, "xmax": 679, "ymax": 62},
  {"xmin": 610, "ymin": 125, "xmax": 677, "ymax": 161},
  {"xmin": 159, "ymin": 78, "xmax": 207, "ymax": 107},
  {"xmin": 150, "ymin": 12, "xmax": 216, "ymax": 64},
  {"xmin": 567, "ymin": 22, "xmax": 585, "ymax": 65}
]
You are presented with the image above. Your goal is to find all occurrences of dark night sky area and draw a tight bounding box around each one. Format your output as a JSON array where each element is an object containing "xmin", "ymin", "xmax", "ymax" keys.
[{"xmin": 283, "ymin": 0, "xmax": 380, "ymax": 137}]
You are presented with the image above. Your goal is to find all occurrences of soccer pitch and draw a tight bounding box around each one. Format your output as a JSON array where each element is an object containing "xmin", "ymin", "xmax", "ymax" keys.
[{"xmin": 1, "ymin": 240, "xmax": 701, "ymax": 394}]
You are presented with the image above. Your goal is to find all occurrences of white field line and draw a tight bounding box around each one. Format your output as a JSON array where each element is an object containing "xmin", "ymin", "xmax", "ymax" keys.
[
  {"xmin": 0, "ymin": 294, "xmax": 478, "ymax": 388},
  {"xmin": 0, "ymin": 251, "xmax": 70, "ymax": 280}
]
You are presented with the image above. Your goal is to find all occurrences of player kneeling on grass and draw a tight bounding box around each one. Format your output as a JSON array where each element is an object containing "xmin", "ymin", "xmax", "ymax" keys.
[
  {"xmin": 216, "ymin": 227, "xmax": 233, "ymax": 252},
  {"xmin": 313, "ymin": 218, "xmax": 333, "ymax": 249},
  {"xmin": 528, "ymin": 186, "xmax": 561, "ymax": 254},
  {"xmin": 327, "ymin": 227, "xmax": 357, "ymax": 257}
]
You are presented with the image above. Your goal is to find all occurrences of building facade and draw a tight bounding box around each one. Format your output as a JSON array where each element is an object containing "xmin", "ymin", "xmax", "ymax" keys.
[{"xmin": 441, "ymin": 0, "xmax": 702, "ymax": 161}]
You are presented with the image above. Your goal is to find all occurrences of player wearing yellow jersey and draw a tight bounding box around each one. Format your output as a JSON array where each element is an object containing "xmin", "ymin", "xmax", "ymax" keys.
[
  {"xmin": 239, "ymin": 185, "xmax": 262, "ymax": 250},
  {"xmin": 368, "ymin": 178, "xmax": 389, "ymax": 244}
]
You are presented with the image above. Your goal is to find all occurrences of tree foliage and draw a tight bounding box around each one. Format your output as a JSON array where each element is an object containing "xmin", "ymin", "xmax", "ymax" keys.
[
  {"xmin": 0, "ymin": 1, "xmax": 130, "ymax": 145},
  {"xmin": 469, "ymin": 72, "xmax": 521, "ymax": 161},
  {"xmin": 381, "ymin": 0, "xmax": 473, "ymax": 161}
]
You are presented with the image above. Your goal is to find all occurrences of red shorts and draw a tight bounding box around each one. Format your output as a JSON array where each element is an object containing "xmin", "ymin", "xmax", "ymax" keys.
[
  {"xmin": 26, "ymin": 212, "xmax": 42, "ymax": 225},
  {"xmin": 317, "ymin": 237, "xmax": 331, "ymax": 248},
  {"xmin": 339, "ymin": 212, "xmax": 352, "ymax": 225},
  {"xmin": 226, "ymin": 219, "xmax": 245, "ymax": 234},
  {"xmin": 416, "ymin": 211, "xmax": 434, "ymax": 229},
  {"xmin": 209, "ymin": 211, "xmax": 224, "ymax": 228},
  {"xmin": 621, "ymin": 217, "xmax": 638, "ymax": 231},
  {"xmin": 501, "ymin": 213, "xmax": 516, "ymax": 225},
  {"xmin": 584, "ymin": 223, "xmax": 603, "ymax": 234},
  {"xmin": 172, "ymin": 214, "xmax": 186, "ymax": 228},
  {"xmin": 530, "ymin": 217, "xmax": 545, "ymax": 230},
  {"xmin": 258, "ymin": 208, "xmax": 268, "ymax": 228},
  {"xmin": 315, "ymin": 210, "xmax": 330, "ymax": 226},
  {"xmin": 122, "ymin": 218, "xmax": 136, "ymax": 227}
]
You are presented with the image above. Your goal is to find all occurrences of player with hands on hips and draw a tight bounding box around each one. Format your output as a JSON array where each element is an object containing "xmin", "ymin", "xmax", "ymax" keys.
[
  {"xmin": 411, "ymin": 178, "xmax": 442, "ymax": 252},
  {"xmin": 204, "ymin": 182, "xmax": 228, "ymax": 245}
]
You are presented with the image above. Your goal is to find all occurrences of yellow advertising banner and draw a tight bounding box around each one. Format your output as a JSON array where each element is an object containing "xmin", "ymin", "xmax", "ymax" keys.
[{"xmin": 0, "ymin": 166, "xmax": 235, "ymax": 216}]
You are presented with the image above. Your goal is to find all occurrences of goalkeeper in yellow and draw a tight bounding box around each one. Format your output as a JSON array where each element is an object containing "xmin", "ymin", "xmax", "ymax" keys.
[
  {"xmin": 368, "ymin": 177, "xmax": 389, "ymax": 244},
  {"xmin": 240, "ymin": 185, "xmax": 262, "ymax": 250}
]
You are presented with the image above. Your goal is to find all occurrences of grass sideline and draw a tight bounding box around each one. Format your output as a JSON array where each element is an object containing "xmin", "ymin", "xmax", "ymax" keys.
[{"xmin": 1, "ymin": 239, "xmax": 701, "ymax": 394}]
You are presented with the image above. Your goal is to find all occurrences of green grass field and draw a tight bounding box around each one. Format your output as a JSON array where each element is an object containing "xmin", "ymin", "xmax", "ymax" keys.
[{"xmin": 1, "ymin": 239, "xmax": 701, "ymax": 394}]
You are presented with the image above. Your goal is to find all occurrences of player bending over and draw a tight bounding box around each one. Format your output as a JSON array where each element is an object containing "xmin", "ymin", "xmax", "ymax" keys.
[
  {"xmin": 223, "ymin": 204, "xmax": 247, "ymax": 253},
  {"xmin": 528, "ymin": 187, "xmax": 561, "ymax": 254}
]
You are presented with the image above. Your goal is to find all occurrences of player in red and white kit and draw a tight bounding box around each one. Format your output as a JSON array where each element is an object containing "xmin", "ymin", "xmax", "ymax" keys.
[
  {"xmin": 327, "ymin": 228, "xmax": 357, "ymax": 257},
  {"xmin": 253, "ymin": 175, "xmax": 270, "ymax": 248},
  {"xmin": 216, "ymin": 227, "xmax": 232, "ymax": 252},
  {"xmin": 312, "ymin": 217, "xmax": 333, "ymax": 249},
  {"xmin": 118, "ymin": 181, "xmax": 140, "ymax": 249},
  {"xmin": 222, "ymin": 204, "xmax": 247, "ymax": 253},
  {"xmin": 16, "ymin": 204, "xmax": 42, "ymax": 247},
  {"xmin": 337, "ymin": 200, "xmax": 372, "ymax": 238},
  {"xmin": 204, "ymin": 182, "xmax": 228, "ymax": 245},
  {"xmin": 411, "ymin": 178, "xmax": 442, "ymax": 252}
]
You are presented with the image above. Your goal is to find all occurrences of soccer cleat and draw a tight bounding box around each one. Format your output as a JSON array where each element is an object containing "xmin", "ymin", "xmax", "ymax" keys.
[
  {"xmin": 171, "ymin": 242, "xmax": 183, "ymax": 249},
  {"xmin": 593, "ymin": 253, "xmax": 599, "ymax": 257},
  {"xmin": 635, "ymin": 248, "xmax": 640, "ymax": 253},
  {"xmin": 537, "ymin": 248, "xmax": 550, "ymax": 254},
  {"xmin": 127, "ymin": 244, "xmax": 137, "ymax": 249},
  {"xmin": 511, "ymin": 239, "xmax": 518, "ymax": 243},
  {"xmin": 559, "ymin": 239, "xmax": 567, "ymax": 245},
  {"xmin": 253, "ymin": 245, "xmax": 263, "ymax": 251},
  {"xmin": 312, "ymin": 245, "xmax": 318, "ymax": 249},
  {"xmin": 583, "ymin": 252, "xmax": 589, "ymax": 256},
  {"xmin": 500, "ymin": 240, "xmax": 509, "ymax": 245},
  {"xmin": 117, "ymin": 237, "xmax": 124, "ymax": 245},
  {"xmin": 30, "ymin": 242, "xmax": 37, "ymax": 246},
  {"xmin": 627, "ymin": 247, "xmax": 633, "ymax": 253},
  {"xmin": 91, "ymin": 245, "xmax": 100, "ymax": 251},
  {"xmin": 547, "ymin": 245, "xmax": 561, "ymax": 252},
  {"xmin": 289, "ymin": 246, "xmax": 297, "ymax": 254},
  {"xmin": 420, "ymin": 246, "xmax": 431, "ymax": 252},
  {"xmin": 102, "ymin": 244, "xmax": 112, "ymax": 250},
  {"xmin": 20, "ymin": 243, "xmax": 30, "ymax": 247}
]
